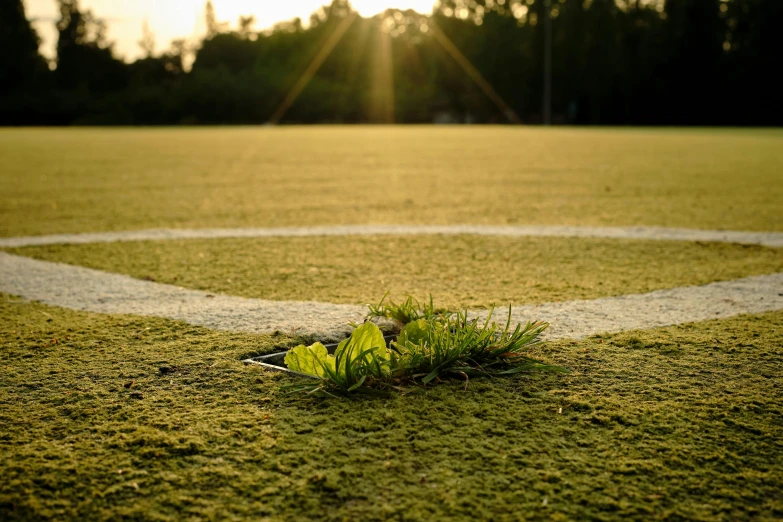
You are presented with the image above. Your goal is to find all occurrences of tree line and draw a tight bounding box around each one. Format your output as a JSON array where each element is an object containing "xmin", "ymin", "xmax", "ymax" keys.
[{"xmin": 2, "ymin": 0, "xmax": 780, "ymax": 125}]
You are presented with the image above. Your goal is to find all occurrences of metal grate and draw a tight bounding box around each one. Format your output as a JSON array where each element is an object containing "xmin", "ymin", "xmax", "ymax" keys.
[{"xmin": 242, "ymin": 334, "xmax": 397, "ymax": 377}]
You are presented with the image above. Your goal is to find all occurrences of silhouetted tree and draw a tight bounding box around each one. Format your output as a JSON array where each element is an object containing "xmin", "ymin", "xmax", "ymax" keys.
[
  {"xmin": 0, "ymin": 0, "xmax": 48, "ymax": 94},
  {"xmin": 2, "ymin": 0, "xmax": 780, "ymax": 125},
  {"xmin": 204, "ymin": 1, "xmax": 228, "ymax": 38},
  {"xmin": 138, "ymin": 20, "xmax": 156, "ymax": 58},
  {"xmin": 55, "ymin": 0, "xmax": 126, "ymax": 93},
  {"xmin": 238, "ymin": 16, "xmax": 256, "ymax": 38},
  {"xmin": 0, "ymin": 0, "xmax": 50, "ymax": 124}
]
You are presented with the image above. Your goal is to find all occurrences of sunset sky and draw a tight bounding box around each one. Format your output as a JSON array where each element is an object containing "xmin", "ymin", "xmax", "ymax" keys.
[{"xmin": 24, "ymin": 0, "xmax": 438, "ymax": 61}]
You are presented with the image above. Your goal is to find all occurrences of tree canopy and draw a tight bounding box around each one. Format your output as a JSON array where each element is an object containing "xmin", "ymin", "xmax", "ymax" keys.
[{"xmin": 2, "ymin": 0, "xmax": 780, "ymax": 125}]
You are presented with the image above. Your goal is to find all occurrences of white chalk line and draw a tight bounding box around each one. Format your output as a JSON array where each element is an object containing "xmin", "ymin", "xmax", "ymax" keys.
[
  {"xmin": 2, "ymin": 252, "xmax": 782, "ymax": 341},
  {"xmin": 1, "ymin": 224, "xmax": 782, "ymax": 248}
]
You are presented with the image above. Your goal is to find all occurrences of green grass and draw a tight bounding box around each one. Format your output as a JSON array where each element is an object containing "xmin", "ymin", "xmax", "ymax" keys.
[
  {"xmin": 3, "ymin": 126, "xmax": 782, "ymax": 520},
  {"xmin": 1, "ymin": 127, "xmax": 782, "ymax": 237},
  {"xmin": 9, "ymin": 235, "xmax": 783, "ymax": 307},
  {"xmin": 2, "ymin": 294, "xmax": 782, "ymax": 520},
  {"xmin": 283, "ymin": 309, "xmax": 558, "ymax": 397}
]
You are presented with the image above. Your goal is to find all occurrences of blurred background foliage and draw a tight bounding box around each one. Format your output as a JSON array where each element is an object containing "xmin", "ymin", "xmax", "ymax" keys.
[{"xmin": 2, "ymin": 0, "xmax": 780, "ymax": 125}]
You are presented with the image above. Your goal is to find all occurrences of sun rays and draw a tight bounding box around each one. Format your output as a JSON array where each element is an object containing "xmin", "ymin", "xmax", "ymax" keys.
[
  {"xmin": 269, "ymin": 6, "xmax": 520, "ymax": 124},
  {"xmin": 269, "ymin": 12, "xmax": 359, "ymax": 124}
]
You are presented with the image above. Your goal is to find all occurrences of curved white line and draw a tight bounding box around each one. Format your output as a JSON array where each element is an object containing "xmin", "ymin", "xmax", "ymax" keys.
[
  {"xmin": 1, "ymin": 225, "xmax": 782, "ymax": 248},
  {"xmin": 2, "ymin": 252, "xmax": 781, "ymax": 341}
]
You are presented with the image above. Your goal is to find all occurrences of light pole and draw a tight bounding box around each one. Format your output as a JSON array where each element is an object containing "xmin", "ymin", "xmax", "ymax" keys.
[{"xmin": 543, "ymin": 0, "xmax": 552, "ymax": 125}]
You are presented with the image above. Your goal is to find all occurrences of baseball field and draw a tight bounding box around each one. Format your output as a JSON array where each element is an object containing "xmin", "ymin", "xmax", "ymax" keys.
[{"xmin": 1, "ymin": 126, "xmax": 782, "ymax": 520}]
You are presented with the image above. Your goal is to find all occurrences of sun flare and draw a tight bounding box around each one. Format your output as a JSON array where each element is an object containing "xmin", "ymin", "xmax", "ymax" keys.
[
  {"xmin": 215, "ymin": 0, "xmax": 437, "ymax": 27},
  {"xmin": 26, "ymin": 0, "xmax": 438, "ymax": 61}
]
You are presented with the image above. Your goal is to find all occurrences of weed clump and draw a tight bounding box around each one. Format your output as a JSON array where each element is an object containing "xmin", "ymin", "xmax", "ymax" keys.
[{"xmin": 283, "ymin": 295, "xmax": 567, "ymax": 397}]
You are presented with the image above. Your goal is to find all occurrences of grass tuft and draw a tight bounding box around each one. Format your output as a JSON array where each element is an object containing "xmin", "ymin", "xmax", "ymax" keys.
[
  {"xmin": 284, "ymin": 296, "xmax": 567, "ymax": 397},
  {"xmin": 365, "ymin": 292, "xmax": 444, "ymax": 327}
]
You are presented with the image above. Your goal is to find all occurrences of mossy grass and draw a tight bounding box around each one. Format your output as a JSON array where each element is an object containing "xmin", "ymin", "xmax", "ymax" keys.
[
  {"xmin": 2, "ymin": 294, "xmax": 783, "ymax": 519},
  {"xmin": 9, "ymin": 235, "xmax": 783, "ymax": 309}
]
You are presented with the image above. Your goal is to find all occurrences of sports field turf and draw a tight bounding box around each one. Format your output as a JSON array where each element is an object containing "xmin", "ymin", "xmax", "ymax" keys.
[
  {"xmin": 9, "ymin": 235, "xmax": 783, "ymax": 308},
  {"xmin": 1, "ymin": 127, "xmax": 783, "ymax": 521},
  {"xmin": 1, "ymin": 127, "xmax": 782, "ymax": 237},
  {"xmin": 2, "ymin": 297, "xmax": 782, "ymax": 520}
]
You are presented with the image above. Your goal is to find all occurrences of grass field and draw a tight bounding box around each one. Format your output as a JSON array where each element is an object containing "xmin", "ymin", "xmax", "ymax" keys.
[
  {"xmin": 1, "ymin": 127, "xmax": 782, "ymax": 237},
  {"xmin": 2, "ymin": 297, "xmax": 782, "ymax": 520},
  {"xmin": 9, "ymin": 235, "xmax": 783, "ymax": 308},
  {"xmin": 2, "ymin": 127, "xmax": 783, "ymax": 521}
]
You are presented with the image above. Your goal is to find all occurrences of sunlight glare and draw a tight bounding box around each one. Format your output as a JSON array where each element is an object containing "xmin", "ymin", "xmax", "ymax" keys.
[
  {"xmin": 322, "ymin": 0, "xmax": 437, "ymax": 16},
  {"xmin": 25, "ymin": 0, "xmax": 438, "ymax": 62},
  {"xmin": 215, "ymin": 0, "xmax": 437, "ymax": 27}
]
